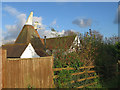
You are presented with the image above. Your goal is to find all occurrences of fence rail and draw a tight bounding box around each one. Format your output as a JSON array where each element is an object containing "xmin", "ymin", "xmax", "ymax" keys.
[
  {"xmin": 71, "ymin": 75, "xmax": 99, "ymax": 83},
  {"xmin": 53, "ymin": 66, "xmax": 95, "ymax": 71},
  {"xmin": 77, "ymin": 82, "xmax": 98, "ymax": 88},
  {"xmin": 53, "ymin": 65, "xmax": 98, "ymax": 88},
  {"xmin": 53, "ymin": 64, "xmax": 118, "ymax": 88}
]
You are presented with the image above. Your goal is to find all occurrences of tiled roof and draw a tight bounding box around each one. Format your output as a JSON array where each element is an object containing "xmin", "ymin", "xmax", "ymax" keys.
[
  {"xmin": 2, "ymin": 43, "xmax": 28, "ymax": 58},
  {"xmin": 2, "ymin": 43, "xmax": 49, "ymax": 58},
  {"xmin": 15, "ymin": 25, "xmax": 45, "ymax": 50},
  {"xmin": 44, "ymin": 35, "xmax": 76, "ymax": 50}
]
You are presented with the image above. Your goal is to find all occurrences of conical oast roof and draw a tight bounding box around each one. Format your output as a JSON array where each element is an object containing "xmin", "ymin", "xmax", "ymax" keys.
[
  {"xmin": 3, "ymin": 11, "xmax": 48, "ymax": 57},
  {"xmin": 15, "ymin": 25, "xmax": 45, "ymax": 50}
]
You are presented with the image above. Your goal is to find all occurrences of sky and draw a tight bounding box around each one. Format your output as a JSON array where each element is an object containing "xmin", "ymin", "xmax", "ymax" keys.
[{"xmin": 1, "ymin": 2, "xmax": 119, "ymax": 44}]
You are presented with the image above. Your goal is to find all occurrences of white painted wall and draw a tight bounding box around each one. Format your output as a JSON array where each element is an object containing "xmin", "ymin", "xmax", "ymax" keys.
[
  {"xmin": 73, "ymin": 36, "xmax": 80, "ymax": 46},
  {"xmin": 20, "ymin": 43, "xmax": 40, "ymax": 58},
  {"xmin": 69, "ymin": 36, "xmax": 81, "ymax": 53}
]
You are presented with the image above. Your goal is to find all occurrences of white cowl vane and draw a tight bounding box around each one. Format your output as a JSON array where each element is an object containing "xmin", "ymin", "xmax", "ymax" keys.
[{"xmin": 25, "ymin": 11, "xmax": 33, "ymax": 25}]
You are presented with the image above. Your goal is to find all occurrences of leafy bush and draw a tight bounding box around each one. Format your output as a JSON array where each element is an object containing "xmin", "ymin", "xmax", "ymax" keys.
[
  {"xmin": 94, "ymin": 43, "xmax": 118, "ymax": 79},
  {"xmin": 53, "ymin": 29, "xmax": 119, "ymax": 88},
  {"xmin": 54, "ymin": 70, "xmax": 72, "ymax": 88}
]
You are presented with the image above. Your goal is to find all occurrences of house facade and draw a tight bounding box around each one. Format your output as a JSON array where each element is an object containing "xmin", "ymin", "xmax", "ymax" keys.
[{"xmin": 20, "ymin": 43, "xmax": 40, "ymax": 58}]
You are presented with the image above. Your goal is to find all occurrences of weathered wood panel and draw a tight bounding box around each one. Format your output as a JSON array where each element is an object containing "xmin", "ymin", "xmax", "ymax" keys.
[
  {"xmin": 2, "ymin": 49, "xmax": 53, "ymax": 88},
  {"xmin": 0, "ymin": 49, "xmax": 2, "ymax": 90}
]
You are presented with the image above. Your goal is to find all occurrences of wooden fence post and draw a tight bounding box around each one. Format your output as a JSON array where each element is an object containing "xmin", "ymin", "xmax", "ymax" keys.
[
  {"xmin": 0, "ymin": 49, "xmax": 6, "ymax": 89},
  {"xmin": 1, "ymin": 49, "xmax": 6, "ymax": 88},
  {"xmin": 51, "ymin": 54, "xmax": 54, "ymax": 88}
]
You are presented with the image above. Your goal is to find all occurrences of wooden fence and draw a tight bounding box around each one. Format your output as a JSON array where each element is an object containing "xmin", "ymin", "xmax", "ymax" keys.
[
  {"xmin": 53, "ymin": 66, "xmax": 99, "ymax": 88},
  {"xmin": 0, "ymin": 49, "xmax": 118, "ymax": 88},
  {"xmin": 1, "ymin": 49, "xmax": 53, "ymax": 88},
  {"xmin": 0, "ymin": 49, "xmax": 2, "ymax": 90},
  {"xmin": 53, "ymin": 64, "xmax": 118, "ymax": 88}
]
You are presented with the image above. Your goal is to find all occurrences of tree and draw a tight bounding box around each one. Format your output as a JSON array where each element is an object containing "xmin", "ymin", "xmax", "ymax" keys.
[
  {"xmin": 62, "ymin": 30, "xmax": 77, "ymax": 36},
  {"xmin": 51, "ymin": 27, "xmax": 56, "ymax": 32}
]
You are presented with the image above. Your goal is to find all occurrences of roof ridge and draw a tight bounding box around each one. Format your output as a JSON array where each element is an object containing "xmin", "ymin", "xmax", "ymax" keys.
[
  {"xmin": 2, "ymin": 43, "xmax": 29, "ymax": 46},
  {"xmin": 44, "ymin": 35, "xmax": 77, "ymax": 40}
]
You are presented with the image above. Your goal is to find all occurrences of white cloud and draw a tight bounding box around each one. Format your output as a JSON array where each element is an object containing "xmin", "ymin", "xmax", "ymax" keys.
[
  {"xmin": 38, "ymin": 29, "xmax": 77, "ymax": 38},
  {"xmin": 51, "ymin": 19, "xmax": 57, "ymax": 25},
  {"xmin": 72, "ymin": 18, "xmax": 92, "ymax": 28},
  {"xmin": 4, "ymin": 5, "xmax": 20, "ymax": 16},
  {"xmin": 49, "ymin": 19, "xmax": 60, "ymax": 31},
  {"xmin": 2, "ymin": 6, "xmax": 46, "ymax": 44},
  {"xmin": 2, "ymin": 25, "xmax": 19, "ymax": 44},
  {"xmin": 17, "ymin": 14, "xmax": 26, "ymax": 26},
  {"xmin": 5, "ymin": 25, "xmax": 17, "ymax": 32},
  {"xmin": 38, "ymin": 29, "xmax": 65, "ymax": 38},
  {"xmin": 3, "ymin": 6, "xmax": 27, "ymax": 44},
  {"xmin": 33, "ymin": 16, "xmax": 42, "ymax": 24}
]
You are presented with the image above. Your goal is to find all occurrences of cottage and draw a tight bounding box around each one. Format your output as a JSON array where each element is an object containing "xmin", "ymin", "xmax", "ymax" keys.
[{"xmin": 41, "ymin": 35, "xmax": 80, "ymax": 54}]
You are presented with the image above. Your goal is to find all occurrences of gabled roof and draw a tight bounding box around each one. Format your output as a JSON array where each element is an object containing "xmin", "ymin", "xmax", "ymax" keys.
[
  {"xmin": 15, "ymin": 25, "xmax": 45, "ymax": 50},
  {"xmin": 2, "ymin": 43, "xmax": 49, "ymax": 58},
  {"xmin": 35, "ymin": 49, "xmax": 49, "ymax": 57},
  {"xmin": 43, "ymin": 35, "xmax": 76, "ymax": 50},
  {"xmin": 2, "ymin": 43, "xmax": 28, "ymax": 58}
]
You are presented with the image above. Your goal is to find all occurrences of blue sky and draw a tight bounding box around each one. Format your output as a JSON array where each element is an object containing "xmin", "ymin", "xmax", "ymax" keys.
[{"xmin": 2, "ymin": 2, "xmax": 119, "ymax": 43}]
